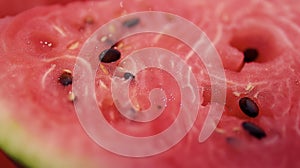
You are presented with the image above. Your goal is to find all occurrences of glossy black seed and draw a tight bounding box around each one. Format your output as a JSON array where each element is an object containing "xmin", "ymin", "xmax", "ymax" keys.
[
  {"xmin": 124, "ymin": 72, "xmax": 135, "ymax": 80},
  {"xmin": 242, "ymin": 121, "xmax": 266, "ymax": 139},
  {"xmin": 122, "ymin": 18, "xmax": 140, "ymax": 28},
  {"xmin": 58, "ymin": 72, "xmax": 73, "ymax": 86},
  {"xmin": 99, "ymin": 48, "xmax": 121, "ymax": 63},
  {"xmin": 243, "ymin": 48, "xmax": 259, "ymax": 62},
  {"xmin": 239, "ymin": 97, "xmax": 259, "ymax": 118}
]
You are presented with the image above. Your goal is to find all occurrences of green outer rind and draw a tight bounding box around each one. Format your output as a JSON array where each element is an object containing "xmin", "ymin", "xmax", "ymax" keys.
[{"xmin": 0, "ymin": 100, "xmax": 98, "ymax": 168}]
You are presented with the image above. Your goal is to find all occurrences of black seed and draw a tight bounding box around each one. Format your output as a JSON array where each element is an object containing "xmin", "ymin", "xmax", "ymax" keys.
[
  {"xmin": 124, "ymin": 72, "xmax": 135, "ymax": 80},
  {"xmin": 243, "ymin": 48, "xmax": 259, "ymax": 62},
  {"xmin": 99, "ymin": 48, "xmax": 121, "ymax": 63},
  {"xmin": 122, "ymin": 18, "xmax": 140, "ymax": 28},
  {"xmin": 242, "ymin": 121, "xmax": 266, "ymax": 139},
  {"xmin": 239, "ymin": 97, "xmax": 259, "ymax": 118},
  {"xmin": 58, "ymin": 71, "xmax": 73, "ymax": 86}
]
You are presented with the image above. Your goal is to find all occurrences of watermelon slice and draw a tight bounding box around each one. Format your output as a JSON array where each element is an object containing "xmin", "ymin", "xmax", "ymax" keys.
[
  {"xmin": 1, "ymin": 0, "xmax": 300, "ymax": 167},
  {"xmin": 0, "ymin": 151, "xmax": 16, "ymax": 168},
  {"xmin": 0, "ymin": 0, "xmax": 80, "ymax": 17}
]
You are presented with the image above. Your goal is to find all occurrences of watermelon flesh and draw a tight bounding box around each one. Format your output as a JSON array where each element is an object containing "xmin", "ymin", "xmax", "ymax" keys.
[
  {"xmin": 0, "ymin": 0, "xmax": 300, "ymax": 167},
  {"xmin": 0, "ymin": 0, "xmax": 81, "ymax": 17}
]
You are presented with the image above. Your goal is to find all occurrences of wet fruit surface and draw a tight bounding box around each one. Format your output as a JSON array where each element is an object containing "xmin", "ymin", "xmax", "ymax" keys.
[{"xmin": 0, "ymin": 0, "xmax": 300, "ymax": 168}]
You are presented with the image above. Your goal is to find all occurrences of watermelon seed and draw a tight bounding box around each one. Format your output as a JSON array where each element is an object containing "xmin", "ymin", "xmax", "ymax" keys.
[
  {"xmin": 67, "ymin": 41, "xmax": 79, "ymax": 50},
  {"xmin": 232, "ymin": 127, "xmax": 241, "ymax": 132},
  {"xmin": 239, "ymin": 97, "xmax": 259, "ymax": 118},
  {"xmin": 100, "ymin": 36, "xmax": 117, "ymax": 48},
  {"xmin": 233, "ymin": 91, "xmax": 241, "ymax": 97},
  {"xmin": 99, "ymin": 80, "xmax": 108, "ymax": 89},
  {"xmin": 99, "ymin": 64, "xmax": 109, "ymax": 75},
  {"xmin": 111, "ymin": 41, "xmax": 124, "ymax": 50},
  {"xmin": 245, "ymin": 83, "xmax": 255, "ymax": 91},
  {"xmin": 132, "ymin": 102, "xmax": 141, "ymax": 112},
  {"xmin": 241, "ymin": 121, "xmax": 266, "ymax": 139},
  {"xmin": 58, "ymin": 71, "xmax": 73, "ymax": 86},
  {"xmin": 63, "ymin": 69, "xmax": 72, "ymax": 74},
  {"xmin": 243, "ymin": 48, "xmax": 259, "ymax": 62},
  {"xmin": 122, "ymin": 18, "xmax": 140, "ymax": 28},
  {"xmin": 124, "ymin": 72, "xmax": 135, "ymax": 80},
  {"xmin": 100, "ymin": 35, "xmax": 108, "ymax": 42},
  {"xmin": 99, "ymin": 48, "xmax": 121, "ymax": 63},
  {"xmin": 109, "ymin": 24, "xmax": 116, "ymax": 33},
  {"xmin": 78, "ymin": 16, "xmax": 95, "ymax": 31},
  {"xmin": 215, "ymin": 128, "xmax": 226, "ymax": 134},
  {"xmin": 68, "ymin": 91, "xmax": 76, "ymax": 102},
  {"xmin": 53, "ymin": 25, "xmax": 66, "ymax": 36}
]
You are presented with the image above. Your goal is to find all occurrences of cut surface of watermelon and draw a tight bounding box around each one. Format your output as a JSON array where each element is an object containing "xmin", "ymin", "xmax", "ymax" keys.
[
  {"xmin": 0, "ymin": 0, "xmax": 82, "ymax": 18},
  {"xmin": 0, "ymin": 0, "xmax": 300, "ymax": 168}
]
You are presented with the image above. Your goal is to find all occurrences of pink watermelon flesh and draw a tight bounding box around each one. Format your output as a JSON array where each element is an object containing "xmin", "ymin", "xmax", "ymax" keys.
[
  {"xmin": 0, "ymin": 0, "xmax": 83, "ymax": 18},
  {"xmin": 1, "ymin": 0, "xmax": 300, "ymax": 167}
]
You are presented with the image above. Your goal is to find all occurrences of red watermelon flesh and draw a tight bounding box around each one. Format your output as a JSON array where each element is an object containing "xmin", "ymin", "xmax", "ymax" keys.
[
  {"xmin": 0, "ymin": 0, "xmax": 300, "ymax": 168},
  {"xmin": 0, "ymin": 0, "xmax": 84, "ymax": 18},
  {"xmin": 0, "ymin": 150, "xmax": 16, "ymax": 168}
]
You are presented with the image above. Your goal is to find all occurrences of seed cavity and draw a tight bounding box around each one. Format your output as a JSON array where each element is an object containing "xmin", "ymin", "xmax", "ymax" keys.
[
  {"xmin": 58, "ymin": 71, "xmax": 73, "ymax": 86},
  {"xmin": 124, "ymin": 72, "xmax": 135, "ymax": 80},
  {"xmin": 239, "ymin": 97, "xmax": 259, "ymax": 118},
  {"xmin": 99, "ymin": 48, "xmax": 121, "ymax": 63},
  {"xmin": 243, "ymin": 48, "xmax": 258, "ymax": 62},
  {"xmin": 122, "ymin": 18, "xmax": 140, "ymax": 28},
  {"xmin": 242, "ymin": 121, "xmax": 266, "ymax": 139}
]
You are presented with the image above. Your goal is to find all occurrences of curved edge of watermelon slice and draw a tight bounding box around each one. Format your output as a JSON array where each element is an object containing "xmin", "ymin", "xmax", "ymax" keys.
[{"xmin": 0, "ymin": 100, "xmax": 99, "ymax": 168}]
